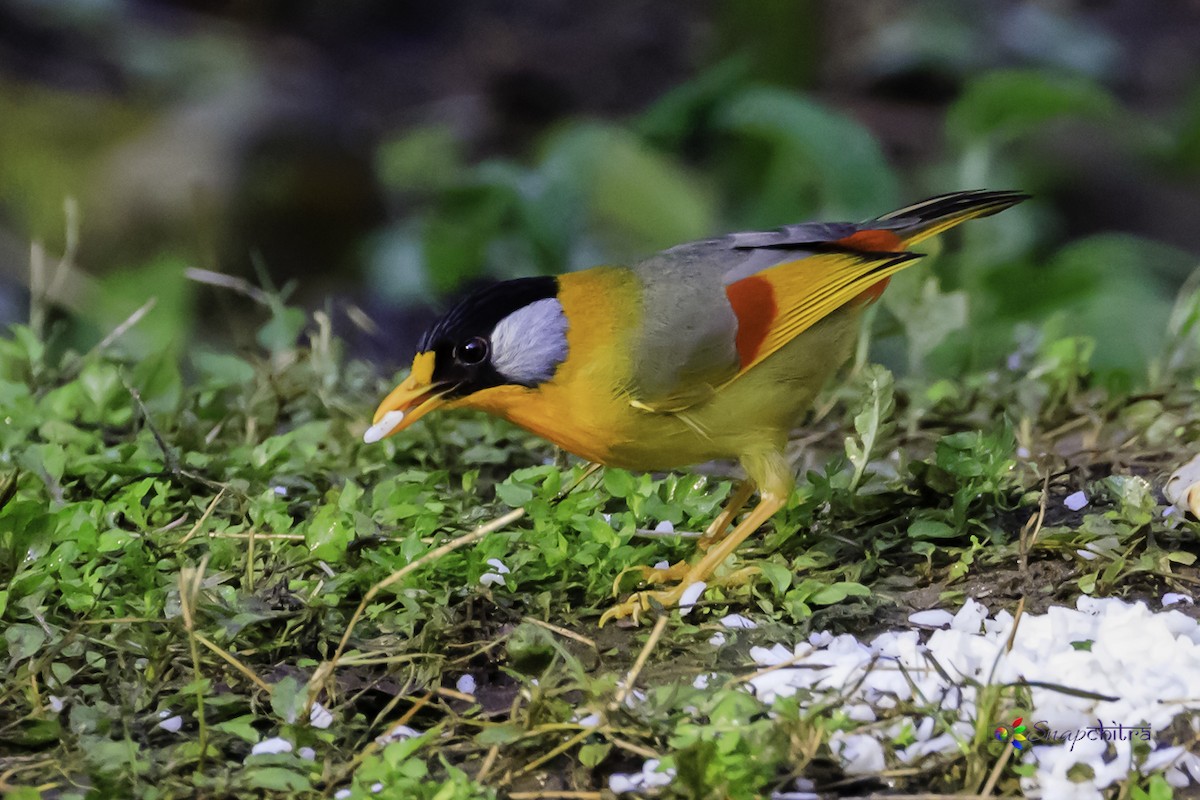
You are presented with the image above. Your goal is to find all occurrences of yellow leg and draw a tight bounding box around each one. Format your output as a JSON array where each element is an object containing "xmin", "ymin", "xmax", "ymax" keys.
[
  {"xmin": 616, "ymin": 479, "xmax": 757, "ymax": 590},
  {"xmin": 601, "ymin": 449, "xmax": 794, "ymax": 626},
  {"xmin": 698, "ymin": 479, "xmax": 755, "ymax": 550},
  {"xmin": 600, "ymin": 492, "xmax": 787, "ymax": 626}
]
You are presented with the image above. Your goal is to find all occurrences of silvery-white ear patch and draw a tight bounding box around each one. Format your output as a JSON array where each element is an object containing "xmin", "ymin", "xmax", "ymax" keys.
[{"xmin": 490, "ymin": 297, "xmax": 568, "ymax": 385}]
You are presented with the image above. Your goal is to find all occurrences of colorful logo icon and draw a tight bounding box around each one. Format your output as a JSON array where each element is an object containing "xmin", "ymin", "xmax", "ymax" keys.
[{"xmin": 994, "ymin": 717, "xmax": 1030, "ymax": 750}]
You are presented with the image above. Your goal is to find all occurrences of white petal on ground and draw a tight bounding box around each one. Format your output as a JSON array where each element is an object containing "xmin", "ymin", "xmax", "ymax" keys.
[
  {"xmin": 334, "ymin": 790, "xmax": 351, "ymax": 799},
  {"xmin": 653, "ymin": 560, "xmax": 670, "ymax": 570},
  {"xmin": 157, "ymin": 715, "xmax": 183, "ymax": 733},
  {"xmin": 1063, "ymin": 490, "xmax": 1089, "ymax": 511},
  {"xmin": 250, "ymin": 737, "xmax": 293, "ymax": 756},
  {"xmin": 48, "ymin": 696, "xmax": 63, "ymax": 713},
  {"xmin": 654, "ymin": 520, "xmax": 674, "ymax": 533},
  {"xmin": 1163, "ymin": 592, "xmax": 1194, "ymax": 606},
  {"xmin": 362, "ymin": 410, "xmax": 405, "ymax": 444},
  {"xmin": 709, "ymin": 632, "xmax": 726, "ymax": 646},
  {"xmin": 480, "ymin": 558, "xmax": 511, "ymax": 587},
  {"xmin": 298, "ymin": 746, "xmax": 316, "ymax": 760},
  {"xmin": 576, "ymin": 712, "xmax": 601, "ymax": 728},
  {"xmin": 677, "ymin": 582, "xmax": 706, "ymax": 615},
  {"xmin": 456, "ymin": 674, "xmax": 476, "ymax": 695},
  {"xmin": 719, "ymin": 613, "xmax": 758, "ymax": 629},
  {"xmin": 309, "ymin": 702, "xmax": 333, "ymax": 729}
]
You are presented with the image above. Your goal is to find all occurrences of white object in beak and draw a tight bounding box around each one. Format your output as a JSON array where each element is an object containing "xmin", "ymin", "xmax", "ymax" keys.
[{"xmin": 363, "ymin": 410, "xmax": 406, "ymax": 444}]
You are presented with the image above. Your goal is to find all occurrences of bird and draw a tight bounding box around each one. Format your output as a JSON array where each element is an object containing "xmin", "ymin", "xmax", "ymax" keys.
[{"xmin": 364, "ymin": 189, "xmax": 1027, "ymax": 625}]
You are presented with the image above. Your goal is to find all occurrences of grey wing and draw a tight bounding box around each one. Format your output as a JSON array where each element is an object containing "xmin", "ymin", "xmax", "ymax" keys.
[{"xmin": 626, "ymin": 220, "xmax": 860, "ymax": 410}]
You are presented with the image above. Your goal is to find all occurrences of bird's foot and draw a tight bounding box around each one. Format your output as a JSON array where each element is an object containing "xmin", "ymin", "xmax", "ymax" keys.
[
  {"xmin": 610, "ymin": 560, "xmax": 689, "ymax": 596},
  {"xmin": 601, "ymin": 565, "xmax": 763, "ymax": 626},
  {"xmin": 599, "ymin": 584, "xmax": 693, "ymax": 627}
]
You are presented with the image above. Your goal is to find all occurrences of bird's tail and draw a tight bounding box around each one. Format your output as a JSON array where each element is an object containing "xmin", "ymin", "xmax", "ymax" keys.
[{"xmin": 873, "ymin": 189, "xmax": 1029, "ymax": 248}]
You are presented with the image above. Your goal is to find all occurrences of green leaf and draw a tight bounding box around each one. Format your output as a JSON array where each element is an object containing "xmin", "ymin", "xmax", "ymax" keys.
[
  {"xmin": 243, "ymin": 766, "xmax": 311, "ymax": 792},
  {"xmin": 602, "ymin": 469, "xmax": 635, "ymax": 499},
  {"xmin": 757, "ymin": 561, "xmax": 792, "ymax": 594},
  {"xmin": 715, "ymin": 87, "xmax": 898, "ymax": 219},
  {"xmin": 882, "ymin": 274, "xmax": 969, "ymax": 373},
  {"xmin": 908, "ymin": 519, "xmax": 958, "ymax": 540},
  {"xmin": 579, "ymin": 742, "xmax": 611, "ymax": 767},
  {"xmin": 306, "ymin": 505, "xmax": 354, "ymax": 562},
  {"xmin": 539, "ymin": 123, "xmax": 715, "ymax": 253},
  {"xmin": 475, "ymin": 724, "xmax": 524, "ymax": 746},
  {"xmin": 947, "ymin": 69, "xmax": 1117, "ymax": 144},
  {"xmin": 257, "ymin": 305, "xmax": 307, "ymax": 354},
  {"xmin": 494, "ymin": 482, "xmax": 533, "ymax": 508},
  {"xmin": 4, "ymin": 623, "xmax": 46, "ymax": 661},
  {"xmin": 212, "ymin": 715, "xmax": 260, "ymax": 743},
  {"xmin": 270, "ymin": 675, "xmax": 305, "ymax": 724},
  {"xmin": 192, "ymin": 350, "xmax": 256, "ymax": 387},
  {"xmin": 845, "ymin": 365, "xmax": 896, "ymax": 491},
  {"xmin": 808, "ymin": 582, "xmax": 871, "ymax": 605}
]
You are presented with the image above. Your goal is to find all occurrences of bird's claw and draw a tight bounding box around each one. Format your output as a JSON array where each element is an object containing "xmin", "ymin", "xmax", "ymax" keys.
[
  {"xmin": 599, "ymin": 587, "xmax": 682, "ymax": 627},
  {"xmin": 610, "ymin": 560, "xmax": 691, "ymax": 596}
]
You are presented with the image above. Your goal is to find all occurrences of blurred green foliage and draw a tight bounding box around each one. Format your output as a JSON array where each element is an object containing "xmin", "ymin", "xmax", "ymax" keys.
[{"xmin": 364, "ymin": 59, "xmax": 1194, "ymax": 387}]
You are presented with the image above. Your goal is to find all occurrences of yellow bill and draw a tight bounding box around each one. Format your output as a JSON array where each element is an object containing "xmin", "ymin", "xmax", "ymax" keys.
[{"xmin": 363, "ymin": 352, "xmax": 447, "ymax": 443}]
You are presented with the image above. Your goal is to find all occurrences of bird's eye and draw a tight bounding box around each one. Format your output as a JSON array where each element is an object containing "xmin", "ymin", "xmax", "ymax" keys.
[{"xmin": 455, "ymin": 337, "xmax": 489, "ymax": 365}]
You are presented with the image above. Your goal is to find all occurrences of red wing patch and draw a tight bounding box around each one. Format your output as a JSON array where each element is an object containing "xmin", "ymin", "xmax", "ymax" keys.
[
  {"xmin": 724, "ymin": 275, "xmax": 777, "ymax": 367},
  {"xmin": 834, "ymin": 229, "xmax": 904, "ymax": 253},
  {"xmin": 853, "ymin": 276, "xmax": 891, "ymax": 305}
]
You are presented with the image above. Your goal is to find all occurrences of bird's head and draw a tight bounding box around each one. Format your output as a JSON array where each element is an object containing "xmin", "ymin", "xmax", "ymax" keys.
[{"xmin": 364, "ymin": 277, "xmax": 568, "ymax": 443}]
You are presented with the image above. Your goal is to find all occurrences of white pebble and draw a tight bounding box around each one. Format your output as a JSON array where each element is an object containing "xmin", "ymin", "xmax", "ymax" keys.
[
  {"xmin": 831, "ymin": 733, "xmax": 885, "ymax": 774},
  {"xmin": 456, "ymin": 674, "xmax": 477, "ymax": 695},
  {"xmin": 480, "ymin": 558, "xmax": 511, "ymax": 588},
  {"xmin": 1064, "ymin": 491, "xmax": 1089, "ymax": 511},
  {"xmin": 309, "ymin": 702, "xmax": 333, "ymax": 729},
  {"xmin": 157, "ymin": 715, "xmax": 183, "ymax": 733},
  {"xmin": 250, "ymin": 737, "xmax": 293, "ymax": 756},
  {"xmin": 608, "ymin": 758, "xmax": 675, "ymax": 793},
  {"xmin": 377, "ymin": 723, "xmax": 421, "ymax": 745},
  {"xmin": 908, "ymin": 609, "xmax": 954, "ymax": 628},
  {"xmin": 678, "ymin": 582, "xmax": 706, "ymax": 615}
]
